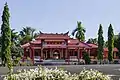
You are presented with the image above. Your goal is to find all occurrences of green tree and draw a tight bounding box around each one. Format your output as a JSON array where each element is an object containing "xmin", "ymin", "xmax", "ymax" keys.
[
  {"xmin": 86, "ymin": 38, "xmax": 98, "ymax": 44},
  {"xmin": 34, "ymin": 31, "xmax": 42, "ymax": 38},
  {"xmin": 72, "ymin": 21, "xmax": 86, "ymax": 41},
  {"xmin": 1, "ymin": 3, "xmax": 12, "ymax": 72},
  {"xmin": 114, "ymin": 35, "xmax": 118, "ymax": 48},
  {"xmin": 19, "ymin": 27, "xmax": 36, "ymax": 44},
  {"xmin": 11, "ymin": 45, "xmax": 23, "ymax": 59},
  {"xmin": 11, "ymin": 29, "xmax": 23, "ymax": 59},
  {"xmin": 115, "ymin": 33, "xmax": 120, "ymax": 58},
  {"xmin": 11, "ymin": 29, "xmax": 19, "ymax": 46},
  {"xmin": 97, "ymin": 24, "xmax": 104, "ymax": 64},
  {"xmin": 82, "ymin": 51, "xmax": 91, "ymax": 64},
  {"xmin": 72, "ymin": 21, "xmax": 86, "ymax": 63},
  {"xmin": 108, "ymin": 24, "xmax": 114, "ymax": 62},
  {"xmin": 104, "ymin": 41, "xmax": 108, "ymax": 47}
]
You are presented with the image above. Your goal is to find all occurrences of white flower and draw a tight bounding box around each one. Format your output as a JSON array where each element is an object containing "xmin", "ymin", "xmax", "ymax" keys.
[{"xmin": 4, "ymin": 66, "xmax": 112, "ymax": 80}]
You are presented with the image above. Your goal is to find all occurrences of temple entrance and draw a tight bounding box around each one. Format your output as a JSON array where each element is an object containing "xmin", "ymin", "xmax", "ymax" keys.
[{"xmin": 53, "ymin": 50, "xmax": 60, "ymax": 59}]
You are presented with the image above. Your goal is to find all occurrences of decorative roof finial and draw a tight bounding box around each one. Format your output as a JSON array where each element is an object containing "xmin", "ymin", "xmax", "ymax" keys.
[
  {"xmin": 39, "ymin": 31, "xmax": 43, "ymax": 34},
  {"xmin": 64, "ymin": 31, "xmax": 69, "ymax": 35}
]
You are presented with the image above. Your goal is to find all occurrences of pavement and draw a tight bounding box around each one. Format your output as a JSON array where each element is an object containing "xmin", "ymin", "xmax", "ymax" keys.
[{"xmin": 0, "ymin": 64, "xmax": 120, "ymax": 80}]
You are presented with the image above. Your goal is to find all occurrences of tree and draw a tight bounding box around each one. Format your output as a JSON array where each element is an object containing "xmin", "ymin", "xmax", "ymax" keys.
[
  {"xmin": 34, "ymin": 31, "xmax": 41, "ymax": 38},
  {"xmin": 19, "ymin": 27, "xmax": 36, "ymax": 44},
  {"xmin": 97, "ymin": 24, "xmax": 104, "ymax": 64},
  {"xmin": 114, "ymin": 35, "xmax": 118, "ymax": 48},
  {"xmin": 104, "ymin": 41, "xmax": 108, "ymax": 47},
  {"xmin": 82, "ymin": 51, "xmax": 91, "ymax": 64},
  {"xmin": 117, "ymin": 33, "xmax": 120, "ymax": 58},
  {"xmin": 108, "ymin": 24, "xmax": 114, "ymax": 62},
  {"xmin": 72, "ymin": 21, "xmax": 86, "ymax": 41},
  {"xmin": 1, "ymin": 3, "xmax": 12, "ymax": 72},
  {"xmin": 11, "ymin": 29, "xmax": 23, "ymax": 59},
  {"xmin": 72, "ymin": 21, "xmax": 86, "ymax": 63},
  {"xmin": 11, "ymin": 45, "xmax": 23, "ymax": 59},
  {"xmin": 86, "ymin": 38, "xmax": 98, "ymax": 44},
  {"xmin": 11, "ymin": 29, "xmax": 19, "ymax": 46}
]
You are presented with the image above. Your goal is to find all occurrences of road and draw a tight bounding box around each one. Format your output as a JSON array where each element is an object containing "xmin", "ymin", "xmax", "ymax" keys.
[{"xmin": 0, "ymin": 64, "xmax": 120, "ymax": 80}]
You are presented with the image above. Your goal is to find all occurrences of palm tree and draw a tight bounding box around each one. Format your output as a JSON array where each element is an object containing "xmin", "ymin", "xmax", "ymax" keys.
[
  {"xmin": 19, "ymin": 27, "xmax": 36, "ymax": 45},
  {"xmin": 72, "ymin": 21, "xmax": 86, "ymax": 64},
  {"xmin": 11, "ymin": 29, "xmax": 19, "ymax": 46},
  {"xmin": 72, "ymin": 21, "xmax": 86, "ymax": 41},
  {"xmin": 34, "ymin": 31, "xmax": 41, "ymax": 38}
]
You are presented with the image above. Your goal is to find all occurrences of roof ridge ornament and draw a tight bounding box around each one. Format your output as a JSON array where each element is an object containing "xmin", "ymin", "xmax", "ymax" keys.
[
  {"xmin": 64, "ymin": 31, "xmax": 69, "ymax": 35},
  {"xmin": 39, "ymin": 31, "xmax": 43, "ymax": 34}
]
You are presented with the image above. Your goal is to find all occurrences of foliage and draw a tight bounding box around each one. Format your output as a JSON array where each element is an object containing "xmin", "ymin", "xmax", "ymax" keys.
[
  {"xmin": 108, "ymin": 24, "xmax": 114, "ymax": 62},
  {"xmin": 117, "ymin": 33, "xmax": 120, "ymax": 58},
  {"xmin": 11, "ymin": 45, "xmax": 23, "ymax": 59},
  {"xmin": 12, "ymin": 57, "xmax": 21, "ymax": 66},
  {"xmin": 82, "ymin": 51, "xmax": 91, "ymax": 64},
  {"xmin": 97, "ymin": 24, "xmax": 104, "ymax": 62},
  {"xmin": 72, "ymin": 21, "xmax": 86, "ymax": 41},
  {"xmin": 19, "ymin": 57, "xmax": 33, "ymax": 66},
  {"xmin": 19, "ymin": 27, "xmax": 36, "ymax": 44},
  {"xmin": 86, "ymin": 38, "xmax": 98, "ymax": 44},
  {"xmin": 114, "ymin": 33, "xmax": 120, "ymax": 58},
  {"xmin": 4, "ymin": 66, "xmax": 111, "ymax": 80},
  {"xmin": 79, "ymin": 68, "xmax": 111, "ymax": 80},
  {"xmin": 104, "ymin": 41, "xmax": 108, "ymax": 47},
  {"xmin": 11, "ymin": 29, "xmax": 19, "ymax": 46},
  {"xmin": 0, "ymin": 3, "xmax": 13, "ymax": 73},
  {"xmin": 114, "ymin": 35, "xmax": 118, "ymax": 48}
]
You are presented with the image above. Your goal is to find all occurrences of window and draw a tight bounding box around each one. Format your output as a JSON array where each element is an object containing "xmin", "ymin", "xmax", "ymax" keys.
[
  {"xmin": 57, "ymin": 42, "xmax": 60, "ymax": 44},
  {"xmin": 47, "ymin": 42, "xmax": 50, "ymax": 44},
  {"xmin": 74, "ymin": 51, "xmax": 78, "ymax": 56}
]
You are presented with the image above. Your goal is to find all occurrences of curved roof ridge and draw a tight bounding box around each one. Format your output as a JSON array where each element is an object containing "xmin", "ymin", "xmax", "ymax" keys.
[
  {"xmin": 79, "ymin": 41, "xmax": 92, "ymax": 47},
  {"xmin": 39, "ymin": 31, "xmax": 69, "ymax": 35}
]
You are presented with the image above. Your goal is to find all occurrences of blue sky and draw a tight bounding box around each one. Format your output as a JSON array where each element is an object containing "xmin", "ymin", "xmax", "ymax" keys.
[{"xmin": 0, "ymin": 0, "xmax": 120, "ymax": 41}]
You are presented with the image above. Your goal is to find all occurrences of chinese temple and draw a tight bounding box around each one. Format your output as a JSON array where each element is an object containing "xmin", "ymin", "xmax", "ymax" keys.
[{"xmin": 21, "ymin": 32, "xmax": 118, "ymax": 64}]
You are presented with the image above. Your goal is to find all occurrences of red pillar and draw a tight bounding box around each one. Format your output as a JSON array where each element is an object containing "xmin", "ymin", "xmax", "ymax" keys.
[
  {"xmin": 29, "ymin": 47, "xmax": 32, "ymax": 59},
  {"xmin": 33, "ymin": 48, "xmax": 34, "ymax": 64},
  {"xmin": 65, "ymin": 48, "xmax": 68, "ymax": 59},
  {"xmin": 22, "ymin": 48, "xmax": 26, "ymax": 62},
  {"xmin": 30, "ymin": 47, "xmax": 34, "ymax": 64},
  {"xmin": 78, "ymin": 48, "xmax": 79, "ymax": 58},
  {"xmin": 41, "ymin": 48, "xmax": 43, "ymax": 59},
  {"xmin": 80, "ymin": 49, "xmax": 83, "ymax": 59}
]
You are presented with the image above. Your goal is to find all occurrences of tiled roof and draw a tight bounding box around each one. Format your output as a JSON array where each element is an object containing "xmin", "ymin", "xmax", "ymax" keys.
[
  {"xmin": 87, "ymin": 43, "xmax": 98, "ymax": 48},
  {"xmin": 68, "ymin": 39, "xmax": 91, "ymax": 48},
  {"xmin": 30, "ymin": 40, "xmax": 41, "ymax": 44},
  {"xmin": 79, "ymin": 42, "xmax": 91, "ymax": 48},
  {"xmin": 35, "ymin": 32, "xmax": 70, "ymax": 40},
  {"xmin": 68, "ymin": 45, "xmax": 79, "ymax": 48},
  {"xmin": 21, "ymin": 43, "xmax": 30, "ymax": 48},
  {"xmin": 68, "ymin": 39, "xmax": 79, "ymax": 45},
  {"xmin": 45, "ymin": 40, "xmax": 65, "ymax": 42},
  {"xmin": 104, "ymin": 48, "xmax": 118, "ymax": 52}
]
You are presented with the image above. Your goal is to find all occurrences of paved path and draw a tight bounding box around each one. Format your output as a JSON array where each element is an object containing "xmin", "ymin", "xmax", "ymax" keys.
[{"xmin": 0, "ymin": 64, "xmax": 120, "ymax": 80}]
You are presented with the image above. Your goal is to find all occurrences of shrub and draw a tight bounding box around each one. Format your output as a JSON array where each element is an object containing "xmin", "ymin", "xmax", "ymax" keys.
[
  {"xmin": 3, "ymin": 66, "xmax": 112, "ymax": 80},
  {"xmin": 82, "ymin": 51, "xmax": 91, "ymax": 64},
  {"xmin": 12, "ymin": 57, "xmax": 21, "ymax": 66},
  {"xmin": 19, "ymin": 57, "xmax": 33, "ymax": 66},
  {"xmin": 79, "ymin": 68, "xmax": 111, "ymax": 80}
]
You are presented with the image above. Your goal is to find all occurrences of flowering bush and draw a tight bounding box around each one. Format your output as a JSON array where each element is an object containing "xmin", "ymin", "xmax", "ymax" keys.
[
  {"xmin": 78, "ymin": 68, "xmax": 111, "ymax": 80},
  {"xmin": 4, "ymin": 66, "xmax": 112, "ymax": 80}
]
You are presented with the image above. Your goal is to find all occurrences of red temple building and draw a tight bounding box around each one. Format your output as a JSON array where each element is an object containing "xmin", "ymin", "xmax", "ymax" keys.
[{"xmin": 21, "ymin": 32, "xmax": 118, "ymax": 64}]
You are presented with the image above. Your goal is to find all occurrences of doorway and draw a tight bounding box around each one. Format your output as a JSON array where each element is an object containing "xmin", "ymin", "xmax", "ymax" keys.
[{"xmin": 53, "ymin": 49, "xmax": 60, "ymax": 59}]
